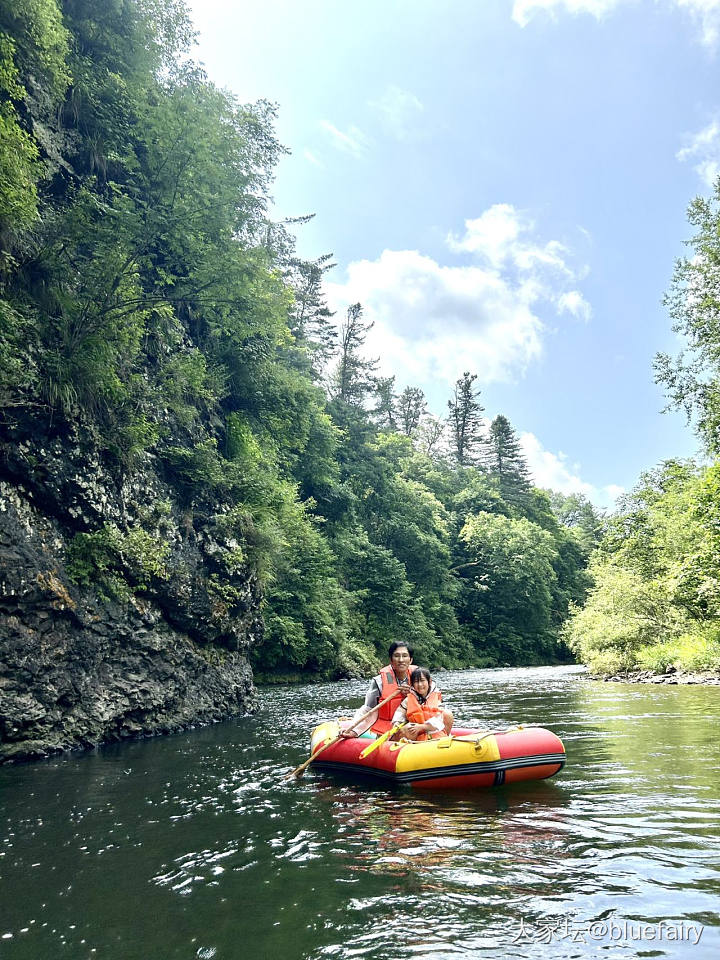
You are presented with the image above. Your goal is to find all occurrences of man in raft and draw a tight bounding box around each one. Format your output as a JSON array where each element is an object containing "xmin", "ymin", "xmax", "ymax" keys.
[{"xmin": 339, "ymin": 642, "xmax": 453, "ymax": 738}]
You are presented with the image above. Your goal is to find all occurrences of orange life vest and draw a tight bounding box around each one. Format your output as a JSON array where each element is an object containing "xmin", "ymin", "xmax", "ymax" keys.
[
  {"xmin": 405, "ymin": 689, "xmax": 443, "ymax": 740},
  {"xmin": 372, "ymin": 665, "xmax": 412, "ymax": 734}
]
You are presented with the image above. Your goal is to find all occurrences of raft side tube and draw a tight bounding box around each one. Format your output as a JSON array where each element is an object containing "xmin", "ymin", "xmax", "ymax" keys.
[{"xmin": 306, "ymin": 722, "xmax": 565, "ymax": 789}]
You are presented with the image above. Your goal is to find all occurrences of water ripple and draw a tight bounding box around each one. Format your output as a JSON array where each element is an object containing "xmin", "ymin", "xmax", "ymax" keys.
[{"xmin": 1, "ymin": 667, "xmax": 719, "ymax": 959}]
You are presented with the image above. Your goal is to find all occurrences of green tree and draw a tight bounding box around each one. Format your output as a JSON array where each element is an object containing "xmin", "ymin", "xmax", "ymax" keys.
[
  {"xmin": 415, "ymin": 412, "xmax": 446, "ymax": 459},
  {"xmin": 656, "ymin": 188, "xmax": 720, "ymax": 454},
  {"xmin": 286, "ymin": 252, "xmax": 337, "ymax": 379},
  {"xmin": 457, "ymin": 511, "xmax": 559, "ymax": 664},
  {"xmin": 0, "ymin": 0, "xmax": 70, "ymax": 245},
  {"xmin": 447, "ymin": 371, "xmax": 485, "ymax": 466},
  {"xmin": 565, "ymin": 460, "xmax": 720, "ymax": 674},
  {"xmin": 397, "ymin": 385, "xmax": 427, "ymax": 437},
  {"xmin": 372, "ymin": 375, "xmax": 397, "ymax": 431},
  {"xmin": 548, "ymin": 490, "xmax": 604, "ymax": 553},
  {"xmin": 484, "ymin": 414, "xmax": 532, "ymax": 507},
  {"xmin": 331, "ymin": 302, "xmax": 378, "ymax": 407}
]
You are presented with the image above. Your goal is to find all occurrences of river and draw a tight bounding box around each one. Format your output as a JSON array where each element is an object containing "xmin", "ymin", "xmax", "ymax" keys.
[{"xmin": 1, "ymin": 666, "xmax": 718, "ymax": 959}]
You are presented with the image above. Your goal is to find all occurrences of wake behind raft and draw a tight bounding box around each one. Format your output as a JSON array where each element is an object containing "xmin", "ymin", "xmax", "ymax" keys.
[{"xmin": 307, "ymin": 722, "xmax": 566, "ymax": 790}]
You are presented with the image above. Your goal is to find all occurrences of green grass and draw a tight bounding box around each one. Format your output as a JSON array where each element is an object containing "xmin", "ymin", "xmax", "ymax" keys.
[{"xmin": 636, "ymin": 629, "xmax": 720, "ymax": 673}]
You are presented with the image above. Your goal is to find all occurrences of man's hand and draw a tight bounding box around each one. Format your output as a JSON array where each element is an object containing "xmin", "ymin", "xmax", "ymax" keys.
[{"xmin": 339, "ymin": 728, "xmax": 359, "ymax": 738}]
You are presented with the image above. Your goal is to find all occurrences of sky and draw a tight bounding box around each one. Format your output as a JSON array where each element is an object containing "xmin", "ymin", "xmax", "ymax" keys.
[{"xmin": 185, "ymin": 0, "xmax": 720, "ymax": 508}]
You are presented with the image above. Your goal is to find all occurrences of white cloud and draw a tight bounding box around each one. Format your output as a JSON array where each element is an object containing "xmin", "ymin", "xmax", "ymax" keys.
[
  {"xmin": 512, "ymin": 0, "xmax": 720, "ymax": 46},
  {"xmin": 325, "ymin": 204, "xmax": 591, "ymax": 389},
  {"xmin": 327, "ymin": 249, "xmax": 544, "ymax": 385},
  {"xmin": 676, "ymin": 0, "xmax": 720, "ymax": 46},
  {"xmin": 447, "ymin": 204, "xmax": 524, "ymax": 266},
  {"xmin": 520, "ymin": 432, "xmax": 623, "ymax": 507},
  {"xmin": 558, "ymin": 290, "xmax": 592, "ymax": 322},
  {"xmin": 520, "ymin": 432, "xmax": 595, "ymax": 495},
  {"xmin": 319, "ymin": 120, "xmax": 370, "ymax": 158},
  {"xmin": 604, "ymin": 483, "xmax": 625, "ymax": 501},
  {"xmin": 512, "ymin": 0, "xmax": 624, "ymax": 28},
  {"xmin": 677, "ymin": 119, "xmax": 720, "ymax": 188},
  {"xmin": 368, "ymin": 85, "xmax": 424, "ymax": 140},
  {"xmin": 447, "ymin": 205, "xmax": 574, "ymax": 281}
]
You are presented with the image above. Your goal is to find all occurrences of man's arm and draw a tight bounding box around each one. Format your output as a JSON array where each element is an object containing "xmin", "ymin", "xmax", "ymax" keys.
[{"xmin": 339, "ymin": 678, "xmax": 381, "ymax": 737}]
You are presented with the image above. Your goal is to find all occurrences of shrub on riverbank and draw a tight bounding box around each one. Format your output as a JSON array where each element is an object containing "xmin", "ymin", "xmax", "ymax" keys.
[
  {"xmin": 565, "ymin": 461, "xmax": 720, "ymax": 676},
  {"xmin": 636, "ymin": 628, "xmax": 720, "ymax": 673}
]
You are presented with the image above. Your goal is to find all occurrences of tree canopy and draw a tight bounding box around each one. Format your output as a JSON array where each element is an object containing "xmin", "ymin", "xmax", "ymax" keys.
[{"xmin": 0, "ymin": 0, "xmax": 599, "ymax": 681}]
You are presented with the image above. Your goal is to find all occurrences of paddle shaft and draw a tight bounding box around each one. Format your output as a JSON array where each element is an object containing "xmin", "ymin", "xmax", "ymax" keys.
[
  {"xmin": 285, "ymin": 686, "xmax": 410, "ymax": 780},
  {"xmin": 284, "ymin": 734, "xmax": 342, "ymax": 779}
]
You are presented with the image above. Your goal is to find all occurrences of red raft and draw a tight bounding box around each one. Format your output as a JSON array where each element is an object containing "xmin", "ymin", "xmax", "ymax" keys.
[{"xmin": 308, "ymin": 721, "xmax": 566, "ymax": 790}]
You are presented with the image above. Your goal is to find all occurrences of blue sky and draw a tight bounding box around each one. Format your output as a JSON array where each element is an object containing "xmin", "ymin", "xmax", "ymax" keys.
[{"xmin": 186, "ymin": 0, "xmax": 720, "ymax": 507}]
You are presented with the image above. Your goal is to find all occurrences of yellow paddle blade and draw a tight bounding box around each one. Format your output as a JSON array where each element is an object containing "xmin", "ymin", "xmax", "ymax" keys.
[{"xmin": 359, "ymin": 722, "xmax": 405, "ymax": 758}]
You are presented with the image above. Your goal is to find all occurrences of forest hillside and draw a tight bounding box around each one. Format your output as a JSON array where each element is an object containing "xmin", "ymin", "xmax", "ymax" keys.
[{"xmin": 0, "ymin": 0, "xmax": 602, "ymax": 758}]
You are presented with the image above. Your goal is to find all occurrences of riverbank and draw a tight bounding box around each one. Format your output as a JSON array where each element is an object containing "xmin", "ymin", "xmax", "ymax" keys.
[{"xmin": 591, "ymin": 667, "xmax": 720, "ymax": 686}]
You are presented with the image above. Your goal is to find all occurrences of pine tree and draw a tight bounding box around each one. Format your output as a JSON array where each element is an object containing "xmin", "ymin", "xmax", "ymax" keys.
[
  {"xmin": 372, "ymin": 375, "xmax": 397, "ymax": 430},
  {"xmin": 397, "ymin": 385, "xmax": 427, "ymax": 436},
  {"xmin": 447, "ymin": 372, "xmax": 485, "ymax": 466},
  {"xmin": 331, "ymin": 302, "xmax": 378, "ymax": 406},
  {"xmin": 287, "ymin": 253, "xmax": 337, "ymax": 379},
  {"xmin": 485, "ymin": 414, "xmax": 532, "ymax": 506}
]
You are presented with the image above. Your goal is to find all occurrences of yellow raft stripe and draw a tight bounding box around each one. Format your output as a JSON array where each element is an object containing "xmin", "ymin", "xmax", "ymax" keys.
[
  {"xmin": 310, "ymin": 724, "xmax": 508, "ymax": 771},
  {"xmin": 394, "ymin": 734, "xmax": 500, "ymax": 772},
  {"xmin": 310, "ymin": 720, "xmax": 341, "ymax": 753}
]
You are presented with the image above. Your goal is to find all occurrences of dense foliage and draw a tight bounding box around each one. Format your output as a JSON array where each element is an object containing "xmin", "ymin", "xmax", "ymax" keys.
[
  {"xmin": 0, "ymin": 0, "xmax": 599, "ymax": 680},
  {"xmin": 565, "ymin": 461, "xmax": 720, "ymax": 673},
  {"xmin": 566, "ymin": 187, "xmax": 720, "ymax": 675}
]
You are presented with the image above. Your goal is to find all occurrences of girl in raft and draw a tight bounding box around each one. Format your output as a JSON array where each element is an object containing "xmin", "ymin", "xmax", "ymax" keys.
[{"xmin": 391, "ymin": 667, "xmax": 446, "ymax": 741}]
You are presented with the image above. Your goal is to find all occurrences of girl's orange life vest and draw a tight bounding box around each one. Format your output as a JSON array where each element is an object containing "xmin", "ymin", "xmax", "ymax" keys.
[
  {"xmin": 405, "ymin": 689, "xmax": 443, "ymax": 740},
  {"xmin": 372, "ymin": 665, "xmax": 412, "ymax": 733}
]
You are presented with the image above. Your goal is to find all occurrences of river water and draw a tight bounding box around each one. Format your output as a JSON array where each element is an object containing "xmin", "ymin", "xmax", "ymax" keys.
[{"xmin": 1, "ymin": 666, "xmax": 719, "ymax": 960}]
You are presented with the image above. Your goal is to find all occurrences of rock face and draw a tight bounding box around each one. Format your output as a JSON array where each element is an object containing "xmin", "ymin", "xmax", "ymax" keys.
[{"xmin": 0, "ymin": 429, "xmax": 261, "ymax": 763}]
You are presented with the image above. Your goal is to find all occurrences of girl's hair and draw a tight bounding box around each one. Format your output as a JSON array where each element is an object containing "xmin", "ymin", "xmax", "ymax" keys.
[{"xmin": 411, "ymin": 667, "xmax": 431, "ymax": 687}]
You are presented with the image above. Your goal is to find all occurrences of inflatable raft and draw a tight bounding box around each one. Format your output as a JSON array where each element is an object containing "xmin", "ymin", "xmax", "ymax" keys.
[{"xmin": 307, "ymin": 721, "xmax": 565, "ymax": 789}]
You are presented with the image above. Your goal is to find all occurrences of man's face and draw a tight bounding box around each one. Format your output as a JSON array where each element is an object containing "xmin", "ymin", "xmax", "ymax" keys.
[{"xmin": 390, "ymin": 647, "xmax": 412, "ymax": 678}]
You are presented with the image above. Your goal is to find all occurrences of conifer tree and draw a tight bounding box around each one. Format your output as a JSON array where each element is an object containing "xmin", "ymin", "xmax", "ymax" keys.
[
  {"xmin": 287, "ymin": 253, "xmax": 336, "ymax": 379},
  {"xmin": 485, "ymin": 414, "xmax": 532, "ymax": 506},
  {"xmin": 331, "ymin": 302, "xmax": 378, "ymax": 406},
  {"xmin": 372, "ymin": 375, "xmax": 397, "ymax": 430},
  {"xmin": 447, "ymin": 372, "xmax": 485, "ymax": 466},
  {"xmin": 397, "ymin": 385, "xmax": 427, "ymax": 436}
]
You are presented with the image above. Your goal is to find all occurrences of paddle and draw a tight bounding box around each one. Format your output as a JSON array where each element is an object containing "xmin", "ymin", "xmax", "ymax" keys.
[
  {"xmin": 284, "ymin": 734, "xmax": 343, "ymax": 780},
  {"xmin": 284, "ymin": 687, "xmax": 410, "ymax": 780},
  {"xmin": 359, "ymin": 721, "xmax": 407, "ymax": 758}
]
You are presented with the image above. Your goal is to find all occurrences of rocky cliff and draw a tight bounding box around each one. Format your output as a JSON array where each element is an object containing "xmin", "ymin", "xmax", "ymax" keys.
[{"xmin": 0, "ymin": 427, "xmax": 261, "ymax": 762}]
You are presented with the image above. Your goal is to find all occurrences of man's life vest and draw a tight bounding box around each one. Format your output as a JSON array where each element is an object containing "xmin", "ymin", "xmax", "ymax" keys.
[
  {"xmin": 405, "ymin": 689, "xmax": 443, "ymax": 740},
  {"xmin": 371, "ymin": 665, "xmax": 413, "ymax": 733}
]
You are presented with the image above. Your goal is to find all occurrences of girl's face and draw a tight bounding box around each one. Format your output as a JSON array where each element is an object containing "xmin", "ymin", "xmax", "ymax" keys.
[{"xmin": 412, "ymin": 675, "xmax": 430, "ymax": 698}]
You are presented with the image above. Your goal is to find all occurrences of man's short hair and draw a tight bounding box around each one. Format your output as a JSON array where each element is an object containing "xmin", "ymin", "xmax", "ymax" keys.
[{"xmin": 388, "ymin": 640, "xmax": 414, "ymax": 660}]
